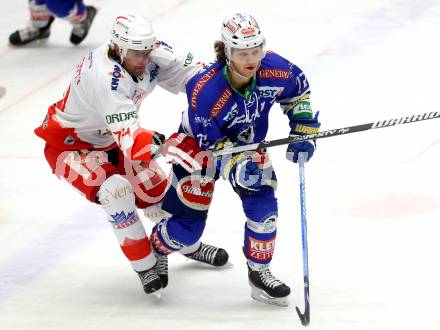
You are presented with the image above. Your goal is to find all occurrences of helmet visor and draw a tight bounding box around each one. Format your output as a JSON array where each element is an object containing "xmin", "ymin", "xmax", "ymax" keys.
[{"xmin": 230, "ymin": 45, "xmax": 265, "ymax": 64}]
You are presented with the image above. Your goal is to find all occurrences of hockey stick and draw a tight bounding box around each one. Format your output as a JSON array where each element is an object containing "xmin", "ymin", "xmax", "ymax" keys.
[
  {"xmin": 213, "ymin": 111, "xmax": 440, "ymax": 157},
  {"xmin": 295, "ymin": 152, "xmax": 310, "ymax": 326}
]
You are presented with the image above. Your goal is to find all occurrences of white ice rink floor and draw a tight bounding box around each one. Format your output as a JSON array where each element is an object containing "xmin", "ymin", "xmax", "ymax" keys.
[{"xmin": 1, "ymin": 0, "xmax": 440, "ymax": 329}]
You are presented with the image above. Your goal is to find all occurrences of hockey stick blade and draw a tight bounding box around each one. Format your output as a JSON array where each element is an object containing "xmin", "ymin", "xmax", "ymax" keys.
[
  {"xmin": 296, "ymin": 305, "xmax": 310, "ymax": 326},
  {"xmin": 213, "ymin": 111, "xmax": 440, "ymax": 156},
  {"xmin": 295, "ymin": 277, "xmax": 310, "ymax": 326}
]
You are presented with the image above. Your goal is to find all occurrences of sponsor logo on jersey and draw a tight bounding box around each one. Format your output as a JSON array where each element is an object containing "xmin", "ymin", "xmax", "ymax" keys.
[
  {"xmin": 149, "ymin": 63, "xmax": 159, "ymax": 82},
  {"xmin": 109, "ymin": 65, "xmax": 125, "ymax": 91},
  {"xmin": 210, "ymin": 87, "xmax": 233, "ymax": 118},
  {"xmin": 74, "ymin": 57, "xmax": 85, "ymax": 85},
  {"xmin": 191, "ymin": 68, "xmax": 218, "ymax": 109},
  {"xmin": 257, "ymin": 86, "xmax": 284, "ymax": 99},
  {"xmin": 247, "ymin": 237, "xmax": 275, "ymax": 262},
  {"xmin": 133, "ymin": 90, "xmax": 146, "ymax": 105},
  {"xmin": 177, "ymin": 176, "xmax": 215, "ymax": 211},
  {"xmin": 258, "ymin": 69, "xmax": 290, "ymax": 80},
  {"xmin": 184, "ymin": 52, "xmax": 194, "ymax": 67},
  {"xmin": 87, "ymin": 51, "xmax": 93, "ymax": 69},
  {"xmin": 105, "ymin": 111, "xmax": 138, "ymax": 124},
  {"xmin": 159, "ymin": 40, "xmax": 173, "ymax": 50}
]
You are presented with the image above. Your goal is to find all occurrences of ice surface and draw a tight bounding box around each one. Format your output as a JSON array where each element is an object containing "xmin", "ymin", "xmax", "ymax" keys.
[{"xmin": 1, "ymin": 0, "xmax": 439, "ymax": 329}]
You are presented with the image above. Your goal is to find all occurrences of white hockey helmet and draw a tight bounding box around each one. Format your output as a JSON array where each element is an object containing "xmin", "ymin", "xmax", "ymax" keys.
[
  {"xmin": 110, "ymin": 15, "xmax": 157, "ymax": 62},
  {"xmin": 221, "ymin": 13, "xmax": 266, "ymax": 60}
]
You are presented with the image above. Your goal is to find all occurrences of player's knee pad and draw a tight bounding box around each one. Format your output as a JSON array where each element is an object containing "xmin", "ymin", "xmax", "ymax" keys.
[
  {"xmin": 98, "ymin": 174, "xmax": 136, "ymax": 224},
  {"xmin": 150, "ymin": 216, "xmax": 206, "ymax": 255},
  {"xmin": 46, "ymin": 0, "xmax": 85, "ymax": 20}
]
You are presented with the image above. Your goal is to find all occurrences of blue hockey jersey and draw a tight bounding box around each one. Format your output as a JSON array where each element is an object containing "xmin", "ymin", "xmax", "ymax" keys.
[{"xmin": 182, "ymin": 51, "xmax": 313, "ymax": 150}]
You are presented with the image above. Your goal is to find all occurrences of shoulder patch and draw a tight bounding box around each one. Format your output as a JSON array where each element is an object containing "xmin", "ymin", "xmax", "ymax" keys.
[
  {"xmin": 191, "ymin": 68, "xmax": 218, "ymax": 109},
  {"xmin": 210, "ymin": 87, "xmax": 233, "ymax": 118}
]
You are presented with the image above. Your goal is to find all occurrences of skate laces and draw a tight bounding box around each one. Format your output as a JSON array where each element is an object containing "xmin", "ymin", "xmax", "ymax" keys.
[
  {"xmin": 155, "ymin": 254, "xmax": 168, "ymax": 275},
  {"xmin": 189, "ymin": 243, "xmax": 217, "ymax": 264},
  {"xmin": 138, "ymin": 268, "xmax": 159, "ymax": 284},
  {"xmin": 259, "ymin": 269, "xmax": 284, "ymax": 289}
]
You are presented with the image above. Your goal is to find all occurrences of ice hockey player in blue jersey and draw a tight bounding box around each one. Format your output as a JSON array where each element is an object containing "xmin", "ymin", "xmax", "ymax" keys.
[
  {"xmin": 9, "ymin": 0, "xmax": 97, "ymax": 46},
  {"xmin": 157, "ymin": 13, "xmax": 321, "ymax": 306}
]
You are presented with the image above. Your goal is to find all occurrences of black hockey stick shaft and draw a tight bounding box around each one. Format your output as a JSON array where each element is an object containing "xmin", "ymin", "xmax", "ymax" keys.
[{"xmin": 213, "ymin": 111, "xmax": 440, "ymax": 156}]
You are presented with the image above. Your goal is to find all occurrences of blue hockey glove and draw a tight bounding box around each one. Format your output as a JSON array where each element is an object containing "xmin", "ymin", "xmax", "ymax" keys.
[
  {"xmin": 222, "ymin": 151, "xmax": 277, "ymax": 192},
  {"xmin": 286, "ymin": 111, "xmax": 321, "ymax": 163}
]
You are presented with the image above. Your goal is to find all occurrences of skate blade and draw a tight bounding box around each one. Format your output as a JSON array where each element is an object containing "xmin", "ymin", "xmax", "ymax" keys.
[
  {"xmin": 250, "ymin": 287, "xmax": 290, "ymax": 307},
  {"xmin": 183, "ymin": 259, "xmax": 234, "ymax": 269},
  {"xmin": 151, "ymin": 291, "xmax": 162, "ymax": 300},
  {"xmin": 223, "ymin": 261, "xmax": 234, "ymax": 269}
]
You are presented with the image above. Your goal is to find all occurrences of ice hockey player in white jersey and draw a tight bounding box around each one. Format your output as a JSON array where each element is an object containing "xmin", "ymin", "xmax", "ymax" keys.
[{"xmin": 34, "ymin": 14, "xmax": 228, "ymax": 295}]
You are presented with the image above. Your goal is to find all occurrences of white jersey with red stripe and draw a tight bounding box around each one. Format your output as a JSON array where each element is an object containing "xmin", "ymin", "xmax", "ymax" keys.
[{"xmin": 35, "ymin": 41, "xmax": 202, "ymax": 161}]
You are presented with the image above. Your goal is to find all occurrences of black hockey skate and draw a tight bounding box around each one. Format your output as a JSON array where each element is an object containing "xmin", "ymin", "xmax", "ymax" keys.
[
  {"xmin": 9, "ymin": 16, "xmax": 54, "ymax": 46},
  {"xmin": 184, "ymin": 242, "xmax": 229, "ymax": 266},
  {"xmin": 70, "ymin": 6, "xmax": 97, "ymax": 45},
  {"xmin": 136, "ymin": 267, "xmax": 162, "ymax": 294},
  {"xmin": 155, "ymin": 254, "xmax": 168, "ymax": 289},
  {"xmin": 248, "ymin": 266, "xmax": 291, "ymax": 307}
]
